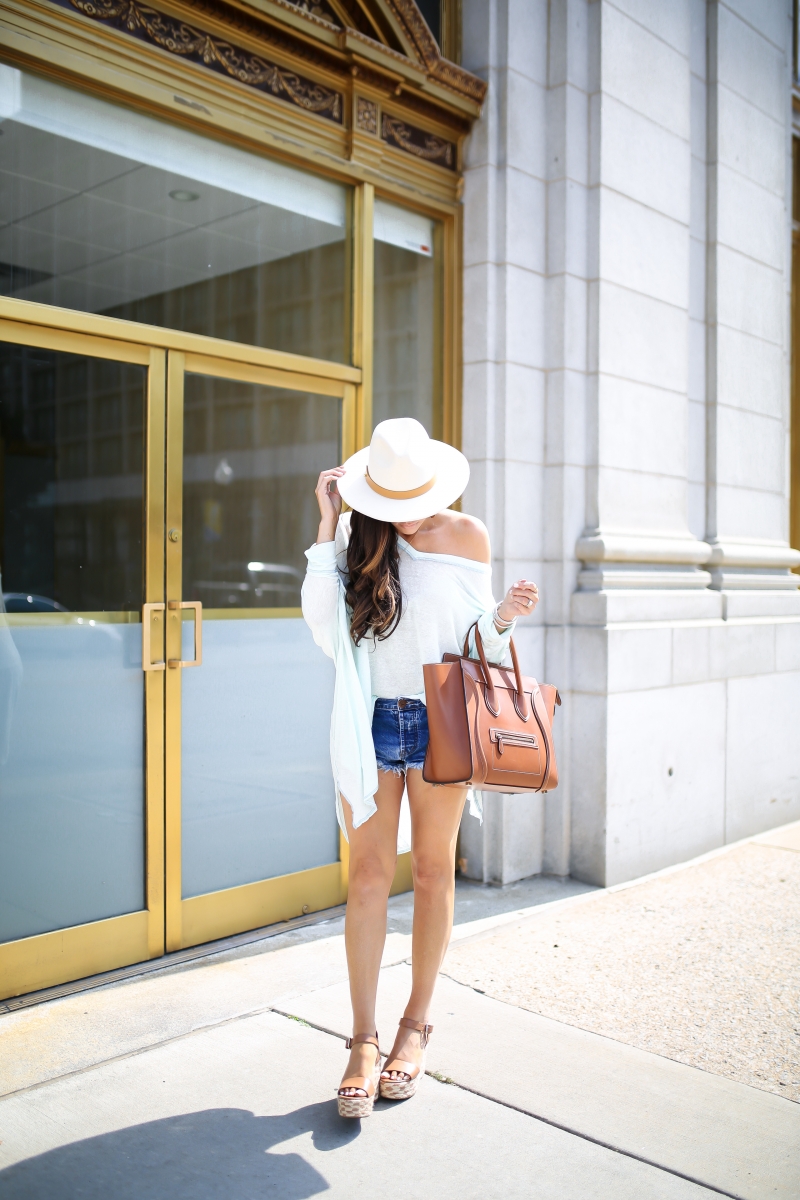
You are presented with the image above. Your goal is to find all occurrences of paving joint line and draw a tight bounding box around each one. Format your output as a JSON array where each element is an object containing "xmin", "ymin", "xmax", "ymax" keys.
[
  {"xmin": 271, "ymin": 1007, "xmax": 740, "ymax": 1199},
  {"xmin": 0, "ymin": 1004, "xmax": 279, "ymax": 1101},
  {"xmin": 431, "ymin": 1076, "xmax": 746, "ymax": 1200},
  {"xmin": 0, "ymin": 956, "xmax": 412, "ymax": 1101},
  {"xmin": 0, "ymin": 965, "xmax": 404, "ymax": 1102},
  {"xmin": 0, "ymin": 998, "xmax": 765, "ymax": 1198},
  {"xmin": 437, "ymin": 970, "xmax": 800, "ymax": 1109}
]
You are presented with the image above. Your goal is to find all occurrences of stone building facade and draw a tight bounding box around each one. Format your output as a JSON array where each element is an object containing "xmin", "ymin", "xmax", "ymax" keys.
[
  {"xmin": 459, "ymin": 0, "xmax": 800, "ymax": 887},
  {"xmin": 0, "ymin": 0, "xmax": 797, "ymax": 999}
]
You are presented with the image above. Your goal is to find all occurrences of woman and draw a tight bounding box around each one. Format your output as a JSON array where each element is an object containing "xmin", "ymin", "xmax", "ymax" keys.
[{"xmin": 301, "ymin": 418, "xmax": 539, "ymax": 1118}]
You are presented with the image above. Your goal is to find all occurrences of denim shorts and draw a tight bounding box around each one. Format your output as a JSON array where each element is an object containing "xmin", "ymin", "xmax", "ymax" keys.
[{"xmin": 372, "ymin": 698, "xmax": 429, "ymax": 775}]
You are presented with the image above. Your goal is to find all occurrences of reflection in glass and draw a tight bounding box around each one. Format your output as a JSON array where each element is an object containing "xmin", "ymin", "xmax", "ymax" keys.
[
  {"xmin": 0, "ymin": 344, "xmax": 145, "ymax": 611},
  {"xmin": 0, "ymin": 65, "xmax": 350, "ymax": 361},
  {"xmin": 182, "ymin": 375, "xmax": 341, "ymax": 609},
  {"xmin": 373, "ymin": 198, "xmax": 441, "ymax": 435},
  {"xmin": 0, "ymin": 345, "xmax": 146, "ymax": 944}
]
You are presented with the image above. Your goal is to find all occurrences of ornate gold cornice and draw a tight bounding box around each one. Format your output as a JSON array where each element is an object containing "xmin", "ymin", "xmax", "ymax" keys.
[
  {"xmin": 244, "ymin": 0, "xmax": 487, "ymax": 108},
  {"xmin": 52, "ymin": 0, "xmax": 343, "ymax": 118},
  {"xmin": 383, "ymin": 0, "xmax": 435, "ymax": 65},
  {"xmin": 428, "ymin": 57, "xmax": 485, "ymax": 103},
  {"xmin": 280, "ymin": 0, "xmax": 338, "ymax": 25},
  {"xmin": 381, "ymin": 111, "xmax": 453, "ymax": 167},
  {"xmin": 383, "ymin": 0, "xmax": 485, "ymax": 103},
  {"xmin": 37, "ymin": 0, "xmax": 480, "ymax": 172}
]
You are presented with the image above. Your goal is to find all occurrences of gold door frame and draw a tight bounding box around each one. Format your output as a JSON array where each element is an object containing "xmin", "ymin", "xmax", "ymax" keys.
[
  {"xmin": 0, "ymin": 316, "xmax": 166, "ymax": 998},
  {"xmin": 163, "ymin": 350, "xmax": 357, "ymax": 951},
  {"xmin": 0, "ymin": 174, "xmax": 443, "ymax": 987},
  {"xmin": 0, "ymin": 304, "xmax": 365, "ymax": 998}
]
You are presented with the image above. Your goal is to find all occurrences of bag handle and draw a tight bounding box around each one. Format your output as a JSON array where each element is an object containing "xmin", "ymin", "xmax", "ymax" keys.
[
  {"xmin": 507, "ymin": 636, "xmax": 531, "ymax": 720},
  {"xmin": 462, "ymin": 622, "xmax": 530, "ymax": 721}
]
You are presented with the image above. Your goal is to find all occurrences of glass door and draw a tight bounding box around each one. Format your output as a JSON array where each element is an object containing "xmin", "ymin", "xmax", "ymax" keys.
[
  {"xmin": 0, "ymin": 319, "xmax": 165, "ymax": 998},
  {"xmin": 164, "ymin": 352, "xmax": 354, "ymax": 950}
]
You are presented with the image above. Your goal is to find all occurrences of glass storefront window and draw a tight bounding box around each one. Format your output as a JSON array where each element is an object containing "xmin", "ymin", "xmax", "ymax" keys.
[
  {"xmin": 0, "ymin": 65, "xmax": 350, "ymax": 362},
  {"xmin": 179, "ymin": 371, "xmax": 341, "ymax": 895},
  {"xmin": 0, "ymin": 343, "xmax": 146, "ymax": 943},
  {"xmin": 182, "ymin": 374, "xmax": 341, "ymax": 609},
  {"xmin": 0, "ymin": 344, "xmax": 144, "ymax": 612},
  {"xmin": 373, "ymin": 198, "xmax": 441, "ymax": 436}
]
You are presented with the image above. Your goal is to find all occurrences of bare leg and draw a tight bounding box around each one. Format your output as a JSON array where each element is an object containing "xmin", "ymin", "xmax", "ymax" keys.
[
  {"xmin": 339, "ymin": 771, "xmax": 403, "ymax": 1096},
  {"xmin": 382, "ymin": 774, "xmax": 467, "ymax": 1080}
]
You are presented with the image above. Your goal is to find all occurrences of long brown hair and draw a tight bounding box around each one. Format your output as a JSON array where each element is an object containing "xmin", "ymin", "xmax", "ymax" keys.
[{"xmin": 345, "ymin": 510, "xmax": 403, "ymax": 645}]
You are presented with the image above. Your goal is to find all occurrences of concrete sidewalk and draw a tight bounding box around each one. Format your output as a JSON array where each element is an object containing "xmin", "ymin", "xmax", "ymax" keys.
[{"xmin": 0, "ymin": 829, "xmax": 798, "ymax": 1200}]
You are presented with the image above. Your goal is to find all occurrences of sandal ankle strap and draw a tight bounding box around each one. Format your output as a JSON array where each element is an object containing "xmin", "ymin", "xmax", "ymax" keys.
[
  {"xmin": 398, "ymin": 1017, "xmax": 433, "ymax": 1048},
  {"xmin": 345, "ymin": 1031, "xmax": 380, "ymax": 1050}
]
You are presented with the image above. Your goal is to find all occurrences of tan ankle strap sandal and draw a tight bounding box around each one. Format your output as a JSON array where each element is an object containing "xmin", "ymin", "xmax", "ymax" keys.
[
  {"xmin": 337, "ymin": 1032, "xmax": 382, "ymax": 1119},
  {"xmin": 380, "ymin": 1017, "xmax": 433, "ymax": 1101}
]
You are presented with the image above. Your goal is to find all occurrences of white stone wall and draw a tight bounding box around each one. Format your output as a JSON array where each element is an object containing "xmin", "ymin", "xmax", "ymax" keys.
[{"xmin": 459, "ymin": 0, "xmax": 800, "ymax": 888}]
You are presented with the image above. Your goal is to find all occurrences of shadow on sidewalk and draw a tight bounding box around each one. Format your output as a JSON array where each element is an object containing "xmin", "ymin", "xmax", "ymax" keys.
[{"xmin": 0, "ymin": 1103, "xmax": 359, "ymax": 1198}]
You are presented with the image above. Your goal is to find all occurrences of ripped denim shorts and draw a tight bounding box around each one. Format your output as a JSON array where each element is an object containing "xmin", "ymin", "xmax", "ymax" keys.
[{"xmin": 372, "ymin": 697, "xmax": 429, "ymax": 776}]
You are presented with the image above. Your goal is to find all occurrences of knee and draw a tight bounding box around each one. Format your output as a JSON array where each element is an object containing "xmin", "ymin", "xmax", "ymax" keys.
[
  {"xmin": 349, "ymin": 853, "xmax": 395, "ymax": 900},
  {"xmin": 411, "ymin": 852, "xmax": 454, "ymax": 895}
]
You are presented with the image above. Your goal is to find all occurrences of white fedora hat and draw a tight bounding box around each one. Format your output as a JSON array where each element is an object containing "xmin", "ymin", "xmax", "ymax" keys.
[{"xmin": 337, "ymin": 418, "xmax": 470, "ymax": 522}]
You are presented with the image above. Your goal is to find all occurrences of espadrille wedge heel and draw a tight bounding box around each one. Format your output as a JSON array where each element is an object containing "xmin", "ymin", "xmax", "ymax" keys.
[
  {"xmin": 337, "ymin": 1033, "xmax": 382, "ymax": 1118},
  {"xmin": 379, "ymin": 1017, "xmax": 433, "ymax": 1101}
]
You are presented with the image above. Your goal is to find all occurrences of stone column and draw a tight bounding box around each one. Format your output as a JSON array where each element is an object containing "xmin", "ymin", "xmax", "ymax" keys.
[
  {"xmin": 459, "ymin": 0, "xmax": 549, "ymax": 883},
  {"xmin": 705, "ymin": 0, "xmax": 800, "ymax": 611},
  {"xmin": 573, "ymin": 0, "xmax": 714, "ymax": 612}
]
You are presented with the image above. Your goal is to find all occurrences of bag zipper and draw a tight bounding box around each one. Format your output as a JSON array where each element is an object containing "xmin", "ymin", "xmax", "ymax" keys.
[{"xmin": 489, "ymin": 728, "xmax": 540, "ymax": 757}]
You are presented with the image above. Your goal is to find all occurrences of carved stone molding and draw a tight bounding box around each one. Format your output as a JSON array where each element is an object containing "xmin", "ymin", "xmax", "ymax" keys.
[
  {"xmin": 53, "ymin": 0, "xmax": 343, "ymax": 121},
  {"xmin": 381, "ymin": 112, "xmax": 454, "ymax": 168},
  {"xmin": 355, "ymin": 95, "xmax": 378, "ymax": 134},
  {"xmin": 575, "ymin": 528, "xmax": 712, "ymax": 567}
]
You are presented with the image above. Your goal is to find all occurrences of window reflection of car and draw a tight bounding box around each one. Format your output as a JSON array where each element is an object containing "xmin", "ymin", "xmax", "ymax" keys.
[
  {"xmin": 191, "ymin": 562, "xmax": 302, "ymax": 608},
  {"xmin": 2, "ymin": 593, "xmax": 69, "ymax": 613},
  {"xmin": 1, "ymin": 594, "xmax": 125, "ymax": 639}
]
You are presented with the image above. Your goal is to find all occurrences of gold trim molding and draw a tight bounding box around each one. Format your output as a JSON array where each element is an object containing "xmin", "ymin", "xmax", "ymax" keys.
[
  {"xmin": 356, "ymin": 93, "xmax": 377, "ymax": 132},
  {"xmin": 381, "ymin": 110, "xmax": 453, "ymax": 167},
  {"xmin": 2, "ymin": 0, "xmax": 477, "ymax": 200},
  {"xmin": 49, "ymin": 0, "xmax": 344, "ymax": 119},
  {"xmin": 384, "ymin": 0, "xmax": 484, "ymax": 102}
]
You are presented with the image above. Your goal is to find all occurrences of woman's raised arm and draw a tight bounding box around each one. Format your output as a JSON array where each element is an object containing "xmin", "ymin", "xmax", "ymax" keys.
[{"xmin": 315, "ymin": 467, "xmax": 345, "ymax": 544}]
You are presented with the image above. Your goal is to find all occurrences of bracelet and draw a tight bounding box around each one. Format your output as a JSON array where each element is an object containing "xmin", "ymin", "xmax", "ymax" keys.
[{"xmin": 493, "ymin": 603, "xmax": 515, "ymax": 630}]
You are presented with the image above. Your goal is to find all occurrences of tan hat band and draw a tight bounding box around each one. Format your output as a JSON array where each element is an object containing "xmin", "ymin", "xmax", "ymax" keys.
[{"xmin": 365, "ymin": 467, "xmax": 437, "ymax": 500}]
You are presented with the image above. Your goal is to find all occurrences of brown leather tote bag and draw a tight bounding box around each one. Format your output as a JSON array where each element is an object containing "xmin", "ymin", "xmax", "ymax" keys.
[{"xmin": 422, "ymin": 623, "xmax": 560, "ymax": 794}]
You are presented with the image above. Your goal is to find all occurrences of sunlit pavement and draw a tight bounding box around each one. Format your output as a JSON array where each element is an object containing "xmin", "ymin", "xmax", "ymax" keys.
[{"xmin": 0, "ymin": 828, "xmax": 798, "ymax": 1200}]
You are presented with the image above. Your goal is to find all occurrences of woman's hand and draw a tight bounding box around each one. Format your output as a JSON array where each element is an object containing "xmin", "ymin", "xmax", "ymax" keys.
[
  {"xmin": 315, "ymin": 467, "xmax": 345, "ymax": 543},
  {"xmin": 496, "ymin": 580, "xmax": 539, "ymax": 627}
]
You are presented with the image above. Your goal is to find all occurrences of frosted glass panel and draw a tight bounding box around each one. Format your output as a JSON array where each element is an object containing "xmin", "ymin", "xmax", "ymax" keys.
[
  {"xmin": 181, "ymin": 619, "xmax": 337, "ymax": 897},
  {"xmin": 0, "ymin": 621, "xmax": 145, "ymax": 944}
]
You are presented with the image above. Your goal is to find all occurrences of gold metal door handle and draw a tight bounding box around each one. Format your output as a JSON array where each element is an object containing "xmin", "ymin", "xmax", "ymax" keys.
[
  {"xmin": 167, "ymin": 600, "xmax": 203, "ymax": 668},
  {"xmin": 142, "ymin": 602, "xmax": 166, "ymax": 671}
]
